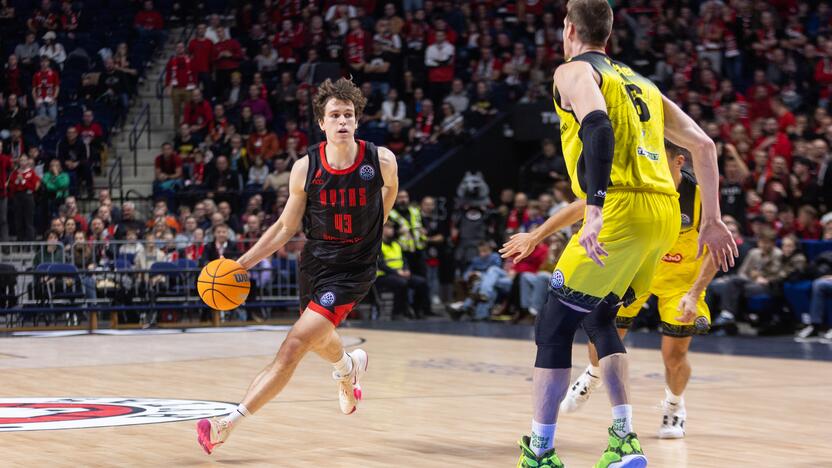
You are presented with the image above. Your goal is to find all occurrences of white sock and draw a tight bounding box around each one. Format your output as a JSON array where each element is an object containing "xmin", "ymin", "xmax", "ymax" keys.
[
  {"xmin": 224, "ymin": 403, "xmax": 250, "ymax": 426},
  {"xmin": 588, "ymin": 365, "xmax": 601, "ymax": 378},
  {"xmin": 665, "ymin": 387, "xmax": 683, "ymax": 405},
  {"xmin": 333, "ymin": 351, "xmax": 353, "ymax": 377},
  {"xmin": 611, "ymin": 404, "xmax": 633, "ymax": 437},
  {"xmin": 530, "ymin": 419, "xmax": 556, "ymax": 457}
]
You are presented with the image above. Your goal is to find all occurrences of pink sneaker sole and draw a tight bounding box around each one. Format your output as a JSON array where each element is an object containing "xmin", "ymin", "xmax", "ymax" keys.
[{"xmin": 196, "ymin": 419, "xmax": 216, "ymax": 455}]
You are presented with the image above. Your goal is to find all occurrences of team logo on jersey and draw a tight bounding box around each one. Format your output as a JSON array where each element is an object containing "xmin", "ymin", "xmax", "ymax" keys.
[
  {"xmin": 312, "ymin": 168, "xmax": 324, "ymax": 185},
  {"xmin": 550, "ymin": 270, "xmax": 565, "ymax": 289},
  {"xmin": 637, "ymin": 146, "xmax": 660, "ymax": 161},
  {"xmin": 0, "ymin": 397, "xmax": 237, "ymax": 432},
  {"xmin": 662, "ymin": 253, "xmax": 683, "ymax": 263},
  {"xmin": 320, "ymin": 291, "xmax": 336, "ymax": 306},
  {"xmin": 359, "ymin": 164, "xmax": 375, "ymax": 181}
]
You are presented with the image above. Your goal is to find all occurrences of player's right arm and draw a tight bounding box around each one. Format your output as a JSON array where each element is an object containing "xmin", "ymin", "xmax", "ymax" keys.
[
  {"xmin": 553, "ymin": 61, "xmax": 612, "ymax": 266},
  {"xmin": 237, "ymin": 156, "xmax": 309, "ymax": 270},
  {"xmin": 662, "ymin": 95, "xmax": 738, "ymax": 272},
  {"xmin": 499, "ymin": 199, "xmax": 585, "ymax": 263}
]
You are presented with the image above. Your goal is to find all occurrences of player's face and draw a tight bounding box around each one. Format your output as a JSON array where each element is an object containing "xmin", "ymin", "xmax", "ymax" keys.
[{"xmin": 319, "ymin": 98, "xmax": 357, "ymax": 144}]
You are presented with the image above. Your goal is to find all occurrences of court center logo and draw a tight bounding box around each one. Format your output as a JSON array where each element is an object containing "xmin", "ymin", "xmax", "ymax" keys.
[
  {"xmin": 550, "ymin": 270, "xmax": 565, "ymax": 289},
  {"xmin": 320, "ymin": 291, "xmax": 336, "ymax": 306},
  {"xmin": 359, "ymin": 164, "xmax": 375, "ymax": 181},
  {"xmin": 0, "ymin": 397, "xmax": 237, "ymax": 432}
]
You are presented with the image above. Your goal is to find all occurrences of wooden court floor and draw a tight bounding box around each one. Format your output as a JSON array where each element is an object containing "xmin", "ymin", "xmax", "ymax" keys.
[{"xmin": 0, "ymin": 328, "xmax": 828, "ymax": 467}]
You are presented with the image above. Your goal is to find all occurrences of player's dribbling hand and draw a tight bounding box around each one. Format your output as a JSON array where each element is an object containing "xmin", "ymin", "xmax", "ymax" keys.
[
  {"xmin": 675, "ymin": 293, "xmax": 698, "ymax": 324},
  {"xmin": 580, "ymin": 205, "xmax": 608, "ymax": 267},
  {"xmin": 697, "ymin": 219, "xmax": 738, "ymax": 272},
  {"xmin": 499, "ymin": 232, "xmax": 536, "ymax": 264}
]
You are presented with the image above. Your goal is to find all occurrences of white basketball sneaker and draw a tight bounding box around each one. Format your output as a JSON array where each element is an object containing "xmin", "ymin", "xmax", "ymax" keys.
[
  {"xmin": 560, "ymin": 366, "xmax": 602, "ymax": 414},
  {"xmin": 658, "ymin": 398, "xmax": 686, "ymax": 439},
  {"xmin": 333, "ymin": 349, "xmax": 368, "ymax": 415},
  {"xmin": 196, "ymin": 417, "xmax": 232, "ymax": 455}
]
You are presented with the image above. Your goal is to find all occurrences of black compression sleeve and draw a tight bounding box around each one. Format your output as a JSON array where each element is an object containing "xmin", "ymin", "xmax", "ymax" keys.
[{"xmin": 578, "ymin": 110, "xmax": 615, "ymax": 207}]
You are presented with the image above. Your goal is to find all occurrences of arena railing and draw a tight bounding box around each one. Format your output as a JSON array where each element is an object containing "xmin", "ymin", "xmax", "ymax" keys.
[
  {"xmin": 128, "ymin": 103, "xmax": 152, "ymax": 177},
  {"xmin": 0, "ymin": 238, "xmax": 307, "ymax": 332}
]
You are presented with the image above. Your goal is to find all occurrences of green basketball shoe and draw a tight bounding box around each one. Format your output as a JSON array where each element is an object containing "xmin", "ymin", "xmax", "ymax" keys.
[
  {"xmin": 517, "ymin": 436, "xmax": 564, "ymax": 468},
  {"xmin": 594, "ymin": 427, "xmax": 647, "ymax": 468}
]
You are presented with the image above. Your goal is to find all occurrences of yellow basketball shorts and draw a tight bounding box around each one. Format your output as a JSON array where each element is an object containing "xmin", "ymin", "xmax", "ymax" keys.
[
  {"xmin": 617, "ymin": 289, "xmax": 711, "ymax": 337},
  {"xmin": 549, "ymin": 190, "xmax": 680, "ymax": 310}
]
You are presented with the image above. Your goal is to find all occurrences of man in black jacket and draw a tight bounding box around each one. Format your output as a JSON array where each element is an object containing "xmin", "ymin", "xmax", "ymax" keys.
[
  {"xmin": 202, "ymin": 223, "xmax": 240, "ymax": 265},
  {"xmin": 56, "ymin": 126, "xmax": 93, "ymax": 197}
]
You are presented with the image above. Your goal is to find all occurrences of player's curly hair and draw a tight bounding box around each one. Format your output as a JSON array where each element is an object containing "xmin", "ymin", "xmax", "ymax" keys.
[{"xmin": 313, "ymin": 78, "xmax": 367, "ymax": 123}]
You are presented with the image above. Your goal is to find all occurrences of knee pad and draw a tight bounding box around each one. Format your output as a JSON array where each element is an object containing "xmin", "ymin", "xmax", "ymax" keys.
[
  {"xmin": 582, "ymin": 293, "xmax": 626, "ymax": 360},
  {"xmin": 534, "ymin": 293, "xmax": 587, "ymax": 369}
]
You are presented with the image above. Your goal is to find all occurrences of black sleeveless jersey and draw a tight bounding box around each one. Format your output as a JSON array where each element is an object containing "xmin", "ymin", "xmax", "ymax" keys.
[{"xmin": 302, "ymin": 139, "xmax": 384, "ymax": 266}]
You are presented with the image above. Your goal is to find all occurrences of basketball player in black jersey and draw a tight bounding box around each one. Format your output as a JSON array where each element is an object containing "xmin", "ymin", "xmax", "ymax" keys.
[{"xmin": 196, "ymin": 78, "xmax": 398, "ymax": 454}]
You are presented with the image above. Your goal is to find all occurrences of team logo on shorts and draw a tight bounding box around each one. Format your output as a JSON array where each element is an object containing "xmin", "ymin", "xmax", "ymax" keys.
[
  {"xmin": 0, "ymin": 397, "xmax": 237, "ymax": 432},
  {"xmin": 681, "ymin": 213, "xmax": 691, "ymax": 225},
  {"xmin": 320, "ymin": 291, "xmax": 336, "ymax": 306},
  {"xmin": 550, "ymin": 270, "xmax": 565, "ymax": 289},
  {"xmin": 359, "ymin": 164, "xmax": 375, "ymax": 181}
]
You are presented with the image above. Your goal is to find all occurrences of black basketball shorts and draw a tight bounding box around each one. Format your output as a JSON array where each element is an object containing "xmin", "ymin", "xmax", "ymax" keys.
[{"xmin": 298, "ymin": 254, "xmax": 377, "ymax": 326}]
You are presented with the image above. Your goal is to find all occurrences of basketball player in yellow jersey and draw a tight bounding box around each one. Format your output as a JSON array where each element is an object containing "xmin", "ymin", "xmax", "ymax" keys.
[
  {"xmin": 502, "ymin": 141, "xmax": 718, "ymax": 442},
  {"xmin": 514, "ymin": 1, "xmax": 737, "ymax": 467}
]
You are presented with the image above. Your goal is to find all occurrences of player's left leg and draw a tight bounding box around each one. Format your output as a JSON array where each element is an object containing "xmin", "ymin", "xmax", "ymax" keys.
[
  {"xmin": 655, "ymin": 292, "xmax": 708, "ymax": 439},
  {"xmin": 196, "ymin": 310, "xmax": 336, "ymax": 454}
]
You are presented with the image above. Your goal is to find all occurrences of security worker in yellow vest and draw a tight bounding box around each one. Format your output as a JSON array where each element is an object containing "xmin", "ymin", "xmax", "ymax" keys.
[
  {"xmin": 376, "ymin": 221, "xmax": 432, "ymax": 319},
  {"xmin": 388, "ymin": 190, "xmax": 428, "ymax": 277}
]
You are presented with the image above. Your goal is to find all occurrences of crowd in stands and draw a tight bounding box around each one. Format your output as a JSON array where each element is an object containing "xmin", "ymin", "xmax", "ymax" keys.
[{"xmin": 2, "ymin": 1, "xmax": 832, "ymax": 336}]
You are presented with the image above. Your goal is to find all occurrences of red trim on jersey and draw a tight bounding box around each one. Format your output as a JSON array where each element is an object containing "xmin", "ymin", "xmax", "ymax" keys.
[{"xmin": 320, "ymin": 140, "xmax": 365, "ymax": 175}]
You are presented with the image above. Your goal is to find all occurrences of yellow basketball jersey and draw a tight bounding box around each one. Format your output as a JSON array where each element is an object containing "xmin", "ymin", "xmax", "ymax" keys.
[
  {"xmin": 651, "ymin": 170, "xmax": 704, "ymax": 296},
  {"xmin": 553, "ymin": 52, "xmax": 677, "ymax": 199}
]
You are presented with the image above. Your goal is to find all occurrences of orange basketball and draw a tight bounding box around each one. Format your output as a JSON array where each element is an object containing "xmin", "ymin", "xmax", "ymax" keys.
[{"xmin": 197, "ymin": 258, "xmax": 251, "ymax": 311}]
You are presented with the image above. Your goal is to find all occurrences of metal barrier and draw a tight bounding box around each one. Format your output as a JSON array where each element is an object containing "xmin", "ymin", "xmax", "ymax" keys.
[
  {"xmin": 128, "ymin": 103, "xmax": 152, "ymax": 177},
  {"xmin": 0, "ymin": 254, "xmax": 301, "ymax": 331},
  {"xmin": 108, "ymin": 153, "xmax": 124, "ymax": 202}
]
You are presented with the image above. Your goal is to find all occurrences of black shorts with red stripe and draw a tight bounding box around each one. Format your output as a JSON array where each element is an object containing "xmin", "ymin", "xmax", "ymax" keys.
[{"xmin": 298, "ymin": 254, "xmax": 377, "ymax": 326}]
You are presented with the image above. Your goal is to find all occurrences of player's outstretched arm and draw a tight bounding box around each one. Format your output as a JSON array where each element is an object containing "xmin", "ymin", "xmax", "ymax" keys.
[
  {"xmin": 553, "ymin": 61, "xmax": 612, "ymax": 266},
  {"xmin": 662, "ymin": 95, "xmax": 738, "ymax": 271},
  {"xmin": 500, "ymin": 199, "xmax": 585, "ymax": 263},
  {"xmin": 237, "ymin": 157, "xmax": 309, "ymax": 270},
  {"xmin": 378, "ymin": 147, "xmax": 398, "ymax": 223}
]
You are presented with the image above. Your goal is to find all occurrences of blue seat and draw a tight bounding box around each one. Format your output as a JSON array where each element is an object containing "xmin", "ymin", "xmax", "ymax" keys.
[
  {"xmin": 746, "ymin": 294, "xmax": 772, "ymax": 314},
  {"xmin": 783, "ymin": 280, "xmax": 813, "ymax": 319},
  {"xmin": 802, "ymin": 240, "xmax": 832, "ymax": 262}
]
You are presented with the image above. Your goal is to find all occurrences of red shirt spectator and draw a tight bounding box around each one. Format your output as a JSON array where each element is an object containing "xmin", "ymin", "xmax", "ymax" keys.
[
  {"xmin": 188, "ymin": 34, "xmax": 214, "ymax": 74},
  {"xmin": 134, "ymin": 4, "xmax": 164, "ymax": 30},
  {"xmin": 213, "ymin": 32, "xmax": 243, "ymax": 71},
  {"xmin": 9, "ymin": 166, "xmax": 40, "ymax": 194},
  {"xmin": 345, "ymin": 20, "xmax": 368, "ymax": 65},
  {"xmin": 32, "ymin": 66, "xmax": 60, "ymax": 100},
  {"xmin": 164, "ymin": 53, "xmax": 196, "ymax": 89},
  {"xmin": 185, "ymin": 243, "xmax": 204, "ymax": 261},
  {"xmin": 155, "ymin": 148, "xmax": 184, "ymax": 179},
  {"xmin": 76, "ymin": 120, "xmax": 104, "ymax": 146},
  {"xmin": 273, "ymin": 20, "xmax": 301, "ymax": 63},
  {"xmin": 425, "ymin": 31, "xmax": 455, "ymax": 83},
  {"xmin": 183, "ymin": 93, "xmax": 214, "ymax": 133},
  {"xmin": 0, "ymin": 153, "xmax": 12, "ymax": 199},
  {"xmin": 4, "ymin": 58, "xmax": 22, "ymax": 97}
]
